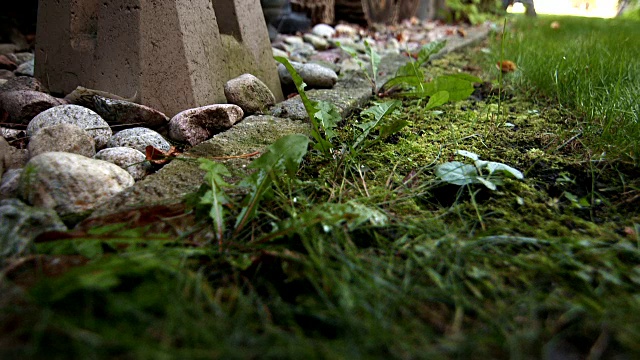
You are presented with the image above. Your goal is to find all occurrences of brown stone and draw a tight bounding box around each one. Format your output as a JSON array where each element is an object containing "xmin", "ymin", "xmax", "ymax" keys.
[
  {"xmin": 0, "ymin": 76, "xmax": 46, "ymax": 93},
  {"xmin": 0, "ymin": 55, "xmax": 17, "ymax": 71},
  {"xmin": 35, "ymin": 0, "xmax": 283, "ymax": 117},
  {"xmin": 0, "ymin": 90, "xmax": 66, "ymax": 125},
  {"xmin": 168, "ymin": 104, "xmax": 243, "ymax": 146}
]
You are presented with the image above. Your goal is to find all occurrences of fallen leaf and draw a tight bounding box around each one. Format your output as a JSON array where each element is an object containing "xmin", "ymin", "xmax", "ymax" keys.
[
  {"xmin": 145, "ymin": 145, "xmax": 181, "ymax": 165},
  {"xmin": 550, "ymin": 21, "xmax": 561, "ymax": 29},
  {"xmin": 457, "ymin": 28, "xmax": 467, "ymax": 37},
  {"xmin": 497, "ymin": 60, "xmax": 517, "ymax": 73}
]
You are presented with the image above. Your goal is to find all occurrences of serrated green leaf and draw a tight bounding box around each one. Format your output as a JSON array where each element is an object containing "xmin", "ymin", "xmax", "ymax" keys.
[{"xmin": 417, "ymin": 41, "xmax": 446, "ymax": 66}]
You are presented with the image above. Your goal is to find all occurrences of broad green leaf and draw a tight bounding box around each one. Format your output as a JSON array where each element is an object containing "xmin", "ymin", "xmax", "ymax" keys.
[
  {"xmin": 435, "ymin": 161, "xmax": 478, "ymax": 185},
  {"xmin": 475, "ymin": 160, "xmax": 524, "ymax": 180},
  {"xmin": 456, "ymin": 150, "xmax": 480, "ymax": 160},
  {"xmin": 475, "ymin": 176, "xmax": 497, "ymax": 190},
  {"xmin": 448, "ymin": 73, "xmax": 482, "ymax": 83},
  {"xmin": 433, "ymin": 75, "xmax": 476, "ymax": 101},
  {"xmin": 425, "ymin": 90, "xmax": 449, "ymax": 110}
]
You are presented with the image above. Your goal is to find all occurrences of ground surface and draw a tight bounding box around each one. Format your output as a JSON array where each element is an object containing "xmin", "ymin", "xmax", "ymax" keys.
[{"xmin": 2, "ymin": 16, "xmax": 640, "ymax": 359}]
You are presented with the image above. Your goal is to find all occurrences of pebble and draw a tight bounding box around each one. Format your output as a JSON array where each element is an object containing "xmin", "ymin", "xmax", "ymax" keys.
[
  {"xmin": 91, "ymin": 96, "xmax": 169, "ymax": 129},
  {"xmin": 312, "ymin": 23, "xmax": 336, "ymax": 38},
  {"xmin": 18, "ymin": 152, "xmax": 135, "ymax": 216},
  {"xmin": 0, "ymin": 169, "xmax": 22, "ymax": 199},
  {"xmin": 287, "ymin": 42, "xmax": 317, "ymax": 59},
  {"xmin": 0, "ymin": 90, "xmax": 66, "ymax": 124},
  {"xmin": 283, "ymin": 35, "xmax": 304, "ymax": 45},
  {"xmin": 335, "ymin": 24, "xmax": 357, "ymax": 37},
  {"xmin": 0, "ymin": 54, "xmax": 17, "ymax": 71},
  {"xmin": 15, "ymin": 59, "xmax": 34, "ymax": 77},
  {"xmin": 168, "ymin": 104, "xmax": 244, "ymax": 146},
  {"xmin": 0, "ymin": 69, "xmax": 15, "ymax": 80},
  {"xmin": 1, "ymin": 136, "xmax": 28, "ymax": 170},
  {"xmin": 272, "ymin": 47, "xmax": 288, "ymax": 58},
  {"xmin": 277, "ymin": 62, "xmax": 338, "ymax": 89},
  {"xmin": 94, "ymin": 147, "xmax": 150, "ymax": 181},
  {"xmin": 6, "ymin": 52, "xmax": 34, "ymax": 65},
  {"xmin": 303, "ymin": 33, "xmax": 329, "ymax": 50},
  {"xmin": 0, "ymin": 76, "xmax": 45, "ymax": 93},
  {"xmin": 224, "ymin": 74, "xmax": 276, "ymax": 115},
  {"xmin": 107, "ymin": 127, "xmax": 170, "ymax": 152},
  {"xmin": 0, "ymin": 198, "xmax": 67, "ymax": 258},
  {"xmin": 28, "ymin": 123, "xmax": 96, "ymax": 158},
  {"xmin": 27, "ymin": 104, "xmax": 112, "ymax": 149}
]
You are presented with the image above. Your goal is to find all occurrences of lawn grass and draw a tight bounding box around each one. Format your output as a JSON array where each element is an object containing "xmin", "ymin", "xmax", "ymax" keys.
[
  {"xmin": 489, "ymin": 15, "xmax": 640, "ymax": 162},
  {"xmin": 2, "ymin": 16, "xmax": 640, "ymax": 360}
]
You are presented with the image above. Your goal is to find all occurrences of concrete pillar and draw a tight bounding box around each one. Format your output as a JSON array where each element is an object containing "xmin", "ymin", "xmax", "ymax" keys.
[{"xmin": 35, "ymin": 0, "xmax": 283, "ymax": 117}]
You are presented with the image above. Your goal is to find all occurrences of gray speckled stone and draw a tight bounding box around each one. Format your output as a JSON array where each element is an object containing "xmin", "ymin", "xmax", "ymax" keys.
[
  {"xmin": 94, "ymin": 147, "xmax": 150, "ymax": 181},
  {"xmin": 28, "ymin": 123, "xmax": 96, "ymax": 158},
  {"xmin": 18, "ymin": 152, "xmax": 134, "ymax": 216},
  {"xmin": 27, "ymin": 104, "xmax": 112, "ymax": 149},
  {"xmin": 107, "ymin": 127, "xmax": 170, "ymax": 152},
  {"xmin": 1, "ymin": 198, "xmax": 67, "ymax": 259}
]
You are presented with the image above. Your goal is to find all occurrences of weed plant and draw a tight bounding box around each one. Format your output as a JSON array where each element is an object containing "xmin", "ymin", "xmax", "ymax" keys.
[{"xmin": 487, "ymin": 15, "xmax": 640, "ymax": 162}]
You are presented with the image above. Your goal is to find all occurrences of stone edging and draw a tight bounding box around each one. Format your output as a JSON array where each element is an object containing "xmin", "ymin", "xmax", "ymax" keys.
[{"xmin": 88, "ymin": 25, "xmax": 490, "ymax": 219}]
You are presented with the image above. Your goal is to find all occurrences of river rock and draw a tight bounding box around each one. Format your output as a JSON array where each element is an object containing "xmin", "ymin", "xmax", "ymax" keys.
[
  {"xmin": 107, "ymin": 127, "xmax": 170, "ymax": 152},
  {"xmin": 0, "ymin": 55, "xmax": 17, "ymax": 71},
  {"xmin": 168, "ymin": 104, "xmax": 244, "ymax": 146},
  {"xmin": 2, "ymin": 141, "xmax": 28, "ymax": 170},
  {"xmin": 283, "ymin": 35, "xmax": 304, "ymax": 45},
  {"xmin": 28, "ymin": 123, "xmax": 96, "ymax": 158},
  {"xmin": 0, "ymin": 198, "xmax": 67, "ymax": 259},
  {"xmin": 335, "ymin": 24, "xmax": 357, "ymax": 37},
  {"xmin": 0, "ymin": 169, "xmax": 22, "ymax": 199},
  {"xmin": 94, "ymin": 147, "xmax": 150, "ymax": 181},
  {"xmin": 312, "ymin": 23, "xmax": 336, "ymax": 38},
  {"xmin": 272, "ymin": 47, "xmax": 288, "ymax": 58},
  {"xmin": 6, "ymin": 52, "xmax": 34, "ymax": 65},
  {"xmin": 0, "ymin": 90, "xmax": 66, "ymax": 124},
  {"xmin": 0, "ymin": 69, "xmax": 15, "ymax": 80},
  {"xmin": 91, "ymin": 96, "xmax": 169, "ymax": 129},
  {"xmin": 18, "ymin": 152, "xmax": 135, "ymax": 216},
  {"xmin": 224, "ymin": 74, "xmax": 276, "ymax": 115},
  {"xmin": 278, "ymin": 62, "xmax": 338, "ymax": 89},
  {"xmin": 303, "ymin": 33, "xmax": 329, "ymax": 50},
  {"xmin": 27, "ymin": 105, "xmax": 112, "ymax": 149},
  {"xmin": 0, "ymin": 137, "xmax": 6, "ymax": 176},
  {"xmin": 15, "ymin": 59, "xmax": 34, "ymax": 77},
  {"xmin": 0, "ymin": 76, "xmax": 45, "ymax": 93}
]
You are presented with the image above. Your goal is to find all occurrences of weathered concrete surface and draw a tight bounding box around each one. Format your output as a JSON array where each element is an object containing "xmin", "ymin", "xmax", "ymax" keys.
[
  {"xmin": 89, "ymin": 115, "xmax": 310, "ymax": 217},
  {"xmin": 35, "ymin": 0, "xmax": 283, "ymax": 117}
]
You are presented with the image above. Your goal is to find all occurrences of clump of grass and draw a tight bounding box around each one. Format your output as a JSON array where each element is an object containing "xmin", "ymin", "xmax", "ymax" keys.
[{"xmin": 488, "ymin": 15, "xmax": 640, "ymax": 162}]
